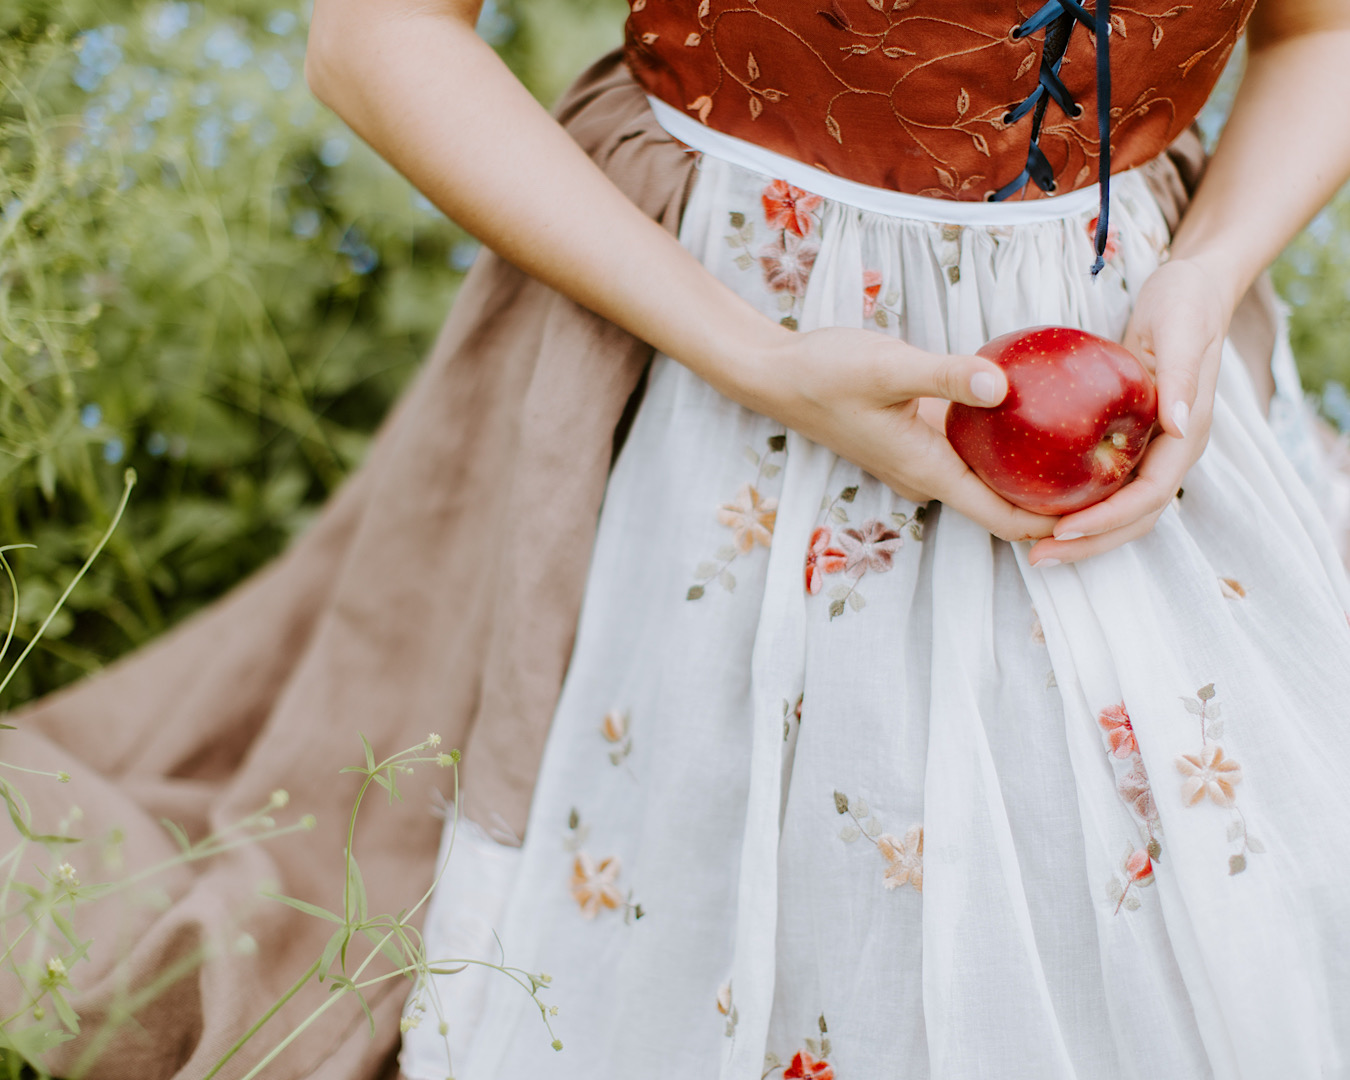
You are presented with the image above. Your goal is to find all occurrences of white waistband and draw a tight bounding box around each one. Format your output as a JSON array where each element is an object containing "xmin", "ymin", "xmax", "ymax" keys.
[{"xmin": 648, "ymin": 96, "xmax": 1112, "ymax": 226}]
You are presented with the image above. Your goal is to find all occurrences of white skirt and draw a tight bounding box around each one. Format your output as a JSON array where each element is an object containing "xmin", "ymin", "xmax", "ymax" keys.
[{"xmin": 401, "ymin": 128, "xmax": 1350, "ymax": 1080}]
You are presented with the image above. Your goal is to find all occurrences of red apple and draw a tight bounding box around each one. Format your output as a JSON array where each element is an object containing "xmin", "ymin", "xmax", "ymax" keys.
[{"xmin": 946, "ymin": 326, "xmax": 1158, "ymax": 516}]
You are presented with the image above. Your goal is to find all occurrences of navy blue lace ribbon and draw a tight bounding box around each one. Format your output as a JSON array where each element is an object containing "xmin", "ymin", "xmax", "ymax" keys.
[{"xmin": 990, "ymin": 0, "xmax": 1113, "ymax": 276}]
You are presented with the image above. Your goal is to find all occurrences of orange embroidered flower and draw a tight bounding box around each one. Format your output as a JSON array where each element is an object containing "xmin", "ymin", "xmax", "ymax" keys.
[
  {"xmin": 838, "ymin": 520, "xmax": 904, "ymax": 576},
  {"xmin": 862, "ymin": 268, "xmax": 883, "ymax": 318},
  {"xmin": 571, "ymin": 853, "xmax": 623, "ymax": 917},
  {"xmin": 1125, "ymin": 848, "xmax": 1154, "ymax": 885},
  {"xmin": 1087, "ymin": 214, "xmax": 1120, "ymax": 261},
  {"xmin": 804, "ymin": 526, "xmax": 847, "ymax": 594},
  {"xmin": 601, "ymin": 710, "xmax": 629, "ymax": 743},
  {"xmin": 718, "ymin": 484, "xmax": 777, "ymax": 553},
  {"xmin": 784, "ymin": 1050, "xmax": 834, "ymax": 1080},
  {"xmin": 1098, "ymin": 702, "xmax": 1138, "ymax": 758},
  {"xmin": 878, "ymin": 825, "xmax": 923, "ymax": 892},
  {"xmin": 762, "ymin": 179, "xmax": 823, "ymax": 237},
  {"xmin": 1176, "ymin": 744, "xmax": 1243, "ymax": 807},
  {"xmin": 759, "ymin": 231, "xmax": 819, "ymax": 296}
]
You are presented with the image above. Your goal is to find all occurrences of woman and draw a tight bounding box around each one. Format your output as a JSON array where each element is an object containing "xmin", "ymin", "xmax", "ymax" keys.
[
  {"xmin": 323, "ymin": 0, "xmax": 1349, "ymax": 1076},
  {"xmin": 301, "ymin": 0, "xmax": 1350, "ymax": 1074}
]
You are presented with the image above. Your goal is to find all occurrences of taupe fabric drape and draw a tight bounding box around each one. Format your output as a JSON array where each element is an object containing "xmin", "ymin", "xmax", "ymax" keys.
[
  {"xmin": 0, "ymin": 50, "xmax": 1276, "ymax": 1080},
  {"xmin": 1, "ymin": 52, "xmax": 695, "ymax": 1080}
]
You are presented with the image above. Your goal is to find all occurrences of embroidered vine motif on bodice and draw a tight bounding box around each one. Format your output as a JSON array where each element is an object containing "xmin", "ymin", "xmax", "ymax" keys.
[{"xmin": 624, "ymin": 0, "xmax": 1254, "ymax": 200}]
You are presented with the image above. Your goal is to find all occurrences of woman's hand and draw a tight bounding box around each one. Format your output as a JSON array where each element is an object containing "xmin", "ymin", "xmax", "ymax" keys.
[
  {"xmin": 760, "ymin": 327, "xmax": 1059, "ymax": 543},
  {"xmin": 1027, "ymin": 0, "xmax": 1350, "ymax": 567},
  {"xmin": 1027, "ymin": 258, "xmax": 1230, "ymax": 565}
]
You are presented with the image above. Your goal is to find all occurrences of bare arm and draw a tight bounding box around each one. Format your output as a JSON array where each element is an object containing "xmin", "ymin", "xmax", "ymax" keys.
[
  {"xmin": 304, "ymin": 0, "xmax": 1056, "ymax": 541},
  {"xmin": 305, "ymin": 0, "xmax": 773, "ymax": 406},
  {"xmin": 1173, "ymin": 0, "xmax": 1350, "ymax": 307},
  {"xmin": 1032, "ymin": 0, "xmax": 1350, "ymax": 565}
]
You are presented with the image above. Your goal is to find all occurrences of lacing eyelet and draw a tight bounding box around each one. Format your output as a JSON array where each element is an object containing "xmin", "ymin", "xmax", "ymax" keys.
[
  {"xmin": 1010, "ymin": 24, "xmax": 1026, "ymax": 39},
  {"xmin": 1070, "ymin": 103, "xmax": 1084, "ymax": 119}
]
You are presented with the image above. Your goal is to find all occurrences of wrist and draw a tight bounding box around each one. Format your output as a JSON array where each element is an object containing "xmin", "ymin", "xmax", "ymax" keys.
[
  {"xmin": 1161, "ymin": 250, "xmax": 1245, "ymax": 323},
  {"xmin": 682, "ymin": 309, "xmax": 800, "ymax": 420}
]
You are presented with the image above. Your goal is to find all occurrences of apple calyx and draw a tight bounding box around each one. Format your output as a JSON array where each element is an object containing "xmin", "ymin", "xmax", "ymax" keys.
[{"xmin": 1092, "ymin": 431, "xmax": 1136, "ymax": 483}]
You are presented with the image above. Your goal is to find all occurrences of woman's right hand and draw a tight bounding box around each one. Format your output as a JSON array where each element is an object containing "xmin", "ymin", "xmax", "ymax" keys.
[
  {"xmin": 754, "ymin": 327, "xmax": 1059, "ymax": 543},
  {"xmin": 305, "ymin": 3, "xmax": 1041, "ymax": 550}
]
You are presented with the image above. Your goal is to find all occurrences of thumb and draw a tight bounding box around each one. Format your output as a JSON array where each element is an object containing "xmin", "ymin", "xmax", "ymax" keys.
[
  {"xmin": 891, "ymin": 351, "xmax": 1007, "ymax": 408},
  {"xmin": 1127, "ymin": 325, "xmax": 1196, "ymax": 441},
  {"xmin": 1156, "ymin": 371, "xmax": 1196, "ymax": 442}
]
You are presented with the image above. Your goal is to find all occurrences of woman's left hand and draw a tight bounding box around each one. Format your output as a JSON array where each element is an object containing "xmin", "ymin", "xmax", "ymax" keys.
[{"xmin": 1027, "ymin": 257, "xmax": 1233, "ymax": 566}]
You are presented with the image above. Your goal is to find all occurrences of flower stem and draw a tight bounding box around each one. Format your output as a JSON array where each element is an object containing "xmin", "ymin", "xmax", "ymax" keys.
[
  {"xmin": 0, "ymin": 469, "xmax": 136, "ymax": 704},
  {"xmin": 200, "ymin": 957, "xmax": 323, "ymax": 1080}
]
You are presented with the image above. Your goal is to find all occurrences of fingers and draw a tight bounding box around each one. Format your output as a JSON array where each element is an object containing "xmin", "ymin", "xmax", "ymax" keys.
[
  {"xmin": 1028, "ymin": 505, "xmax": 1164, "ymax": 566},
  {"xmin": 1125, "ymin": 317, "xmax": 1198, "ymax": 441},
  {"xmin": 882, "ymin": 348, "xmax": 1008, "ymax": 409},
  {"xmin": 1123, "ymin": 282, "xmax": 1220, "ymax": 442},
  {"xmin": 1050, "ymin": 431, "xmax": 1190, "ymax": 541},
  {"xmin": 944, "ymin": 472, "xmax": 1059, "ymax": 543},
  {"xmin": 893, "ymin": 426, "xmax": 1057, "ymax": 542},
  {"xmin": 1154, "ymin": 356, "xmax": 1201, "ymax": 441}
]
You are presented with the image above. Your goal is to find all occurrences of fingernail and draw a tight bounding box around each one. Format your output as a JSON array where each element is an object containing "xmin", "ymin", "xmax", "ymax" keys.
[
  {"xmin": 1171, "ymin": 400, "xmax": 1190, "ymax": 438},
  {"xmin": 971, "ymin": 371, "xmax": 1001, "ymax": 405},
  {"xmin": 1055, "ymin": 531, "xmax": 1084, "ymax": 541},
  {"xmin": 1033, "ymin": 557, "xmax": 1061, "ymax": 568}
]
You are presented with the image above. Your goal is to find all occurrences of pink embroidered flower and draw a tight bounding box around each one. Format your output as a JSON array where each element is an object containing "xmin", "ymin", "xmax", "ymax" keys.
[
  {"xmin": 877, "ymin": 825, "xmax": 923, "ymax": 892},
  {"xmin": 838, "ymin": 520, "xmax": 904, "ymax": 577},
  {"xmin": 1118, "ymin": 762, "xmax": 1158, "ymax": 822},
  {"xmin": 1176, "ymin": 743, "xmax": 1244, "ymax": 807},
  {"xmin": 762, "ymin": 179, "xmax": 823, "ymax": 237},
  {"xmin": 804, "ymin": 526, "xmax": 848, "ymax": 594},
  {"xmin": 571, "ymin": 853, "xmax": 623, "ymax": 917},
  {"xmin": 1125, "ymin": 848, "xmax": 1154, "ymax": 886},
  {"xmin": 759, "ymin": 231, "xmax": 819, "ymax": 296},
  {"xmin": 1087, "ymin": 215, "xmax": 1120, "ymax": 261},
  {"xmin": 1098, "ymin": 702, "xmax": 1138, "ymax": 758},
  {"xmin": 784, "ymin": 1050, "xmax": 834, "ymax": 1080},
  {"xmin": 718, "ymin": 484, "xmax": 778, "ymax": 553},
  {"xmin": 862, "ymin": 268, "xmax": 884, "ymax": 318}
]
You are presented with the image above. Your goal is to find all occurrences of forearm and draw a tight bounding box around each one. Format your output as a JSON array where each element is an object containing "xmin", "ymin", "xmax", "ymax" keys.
[
  {"xmin": 303, "ymin": 0, "xmax": 1058, "ymax": 542},
  {"xmin": 1169, "ymin": 6, "xmax": 1350, "ymax": 314},
  {"xmin": 304, "ymin": 0, "xmax": 791, "ymax": 413}
]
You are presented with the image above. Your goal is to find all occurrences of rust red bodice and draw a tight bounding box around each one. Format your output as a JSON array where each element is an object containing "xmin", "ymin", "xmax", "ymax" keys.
[{"xmin": 624, "ymin": 0, "xmax": 1255, "ymax": 200}]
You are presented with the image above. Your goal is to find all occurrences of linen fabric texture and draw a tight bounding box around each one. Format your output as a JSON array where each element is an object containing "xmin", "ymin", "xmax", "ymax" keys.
[{"xmin": 401, "ymin": 122, "xmax": 1350, "ymax": 1078}]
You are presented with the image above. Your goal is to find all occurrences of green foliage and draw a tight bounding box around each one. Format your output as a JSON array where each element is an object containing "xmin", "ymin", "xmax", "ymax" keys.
[
  {"xmin": 1273, "ymin": 192, "xmax": 1350, "ymax": 403},
  {"xmin": 0, "ymin": 513, "xmax": 545, "ymax": 1077},
  {"xmin": 0, "ymin": 0, "xmax": 619, "ymax": 707}
]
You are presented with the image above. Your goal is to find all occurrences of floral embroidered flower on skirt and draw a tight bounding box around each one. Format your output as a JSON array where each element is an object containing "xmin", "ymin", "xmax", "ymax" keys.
[{"xmin": 400, "ymin": 155, "xmax": 1350, "ymax": 1080}]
